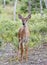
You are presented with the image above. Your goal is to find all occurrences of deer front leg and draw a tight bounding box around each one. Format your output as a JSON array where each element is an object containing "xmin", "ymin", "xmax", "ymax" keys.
[
  {"xmin": 25, "ymin": 43, "xmax": 28, "ymax": 61},
  {"xmin": 21, "ymin": 43, "xmax": 24, "ymax": 61}
]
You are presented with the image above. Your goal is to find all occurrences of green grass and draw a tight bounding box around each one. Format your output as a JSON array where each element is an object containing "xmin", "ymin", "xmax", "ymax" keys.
[{"xmin": 0, "ymin": 4, "xmax": 47, "ymax": 48}]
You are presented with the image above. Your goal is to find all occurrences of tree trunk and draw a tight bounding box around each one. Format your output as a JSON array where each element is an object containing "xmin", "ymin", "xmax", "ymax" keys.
[
  {"xmin": 28, "ymin": 0, "xmax": 31, "ymax": 14},
  {"xmin": 14, "ymin": 0, "xmax": 17, "ymax": 21},
  {"xmin": 44, "ymin": 0, "xmax": 47, "ymax": 8},
  {"xmin": 4, "ymin": 0, "xmax": 6, "ymax": 8},
  {"xmin": 40, "ymin": 0, "xmax": 43, "ymax": 16}
]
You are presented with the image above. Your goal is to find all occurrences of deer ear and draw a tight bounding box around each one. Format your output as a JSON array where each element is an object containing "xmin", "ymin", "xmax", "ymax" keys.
[
  {"xmin": 27, "ymin": 14, "xmax": 31, "ymax": 20},
  {"xmin": 18, "ymin": 14, "xmax": 23, "ymax": 19}
]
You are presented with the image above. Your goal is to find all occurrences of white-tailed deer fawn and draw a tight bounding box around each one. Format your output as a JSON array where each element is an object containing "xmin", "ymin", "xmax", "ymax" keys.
[{"xmin": 18, "ymin": 14, "xmax": 31, "ymax": 61}]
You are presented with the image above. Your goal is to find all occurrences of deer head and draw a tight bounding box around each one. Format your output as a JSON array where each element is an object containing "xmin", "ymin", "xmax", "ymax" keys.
[{"xmin": 18, "ymin": 14, "xmax": 31, "ymax": 26}]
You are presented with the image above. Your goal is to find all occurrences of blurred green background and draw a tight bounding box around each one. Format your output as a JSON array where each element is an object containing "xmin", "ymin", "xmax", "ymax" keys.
[{"xmin": 0, "ymin": 0, "xmax": 47, "ymax": 48}]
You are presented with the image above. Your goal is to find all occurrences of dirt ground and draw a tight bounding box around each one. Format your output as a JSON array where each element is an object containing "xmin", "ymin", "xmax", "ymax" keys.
[{"xmin": 0, "ymin": 43, "xmax": 47, "ymax": 65}]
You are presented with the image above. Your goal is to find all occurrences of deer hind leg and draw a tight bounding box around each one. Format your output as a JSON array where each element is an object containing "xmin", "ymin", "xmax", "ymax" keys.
[
  {"xmin": 25, "ymin": 43, "xmax": 28, "ymax": 61},
  {"xmin": 21, "ymin": 43, "xmax": 24, "ymax": 61}
]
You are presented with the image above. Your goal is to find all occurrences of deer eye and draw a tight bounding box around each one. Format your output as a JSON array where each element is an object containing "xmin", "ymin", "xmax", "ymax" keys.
[
  {"xmin": 22, "ymin": 19, "xmax": 24, "ymax": 22},
  {"xmin": 25, "ymin": 18, "xmax": 28, "ymax": 21}
]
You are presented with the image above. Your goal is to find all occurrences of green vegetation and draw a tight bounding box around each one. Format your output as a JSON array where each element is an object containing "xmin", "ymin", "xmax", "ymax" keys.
[
  {"xmin": 0, "ymin": 13, "xmax": 47, "ymax": 48},
  {"xmin": 0, "ymin": 0, "xmax": 46, "ymax": 13},
  {"xmin": 0, "ymin": 0, "xmax": 47, "ymax": 48}
]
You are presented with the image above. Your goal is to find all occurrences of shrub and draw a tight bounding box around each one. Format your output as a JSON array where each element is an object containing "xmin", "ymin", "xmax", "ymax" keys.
[{"xmin": 0, "ymin": 14, "xmax": 47, "ymax": 48}]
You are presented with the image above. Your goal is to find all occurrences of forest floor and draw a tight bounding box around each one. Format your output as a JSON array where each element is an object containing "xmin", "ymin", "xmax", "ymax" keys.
[{"xmin": 0, "ymin": 43, "xmax": 47, "ymax": 65}]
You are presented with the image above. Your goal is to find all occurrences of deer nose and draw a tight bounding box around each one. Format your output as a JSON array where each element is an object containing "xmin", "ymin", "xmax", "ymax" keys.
[{"xmin": 23, "ymin": 23, "xmax": 25, "ymax": 25}]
